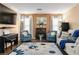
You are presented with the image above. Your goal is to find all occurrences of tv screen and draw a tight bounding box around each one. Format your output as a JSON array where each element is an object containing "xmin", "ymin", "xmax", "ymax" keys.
[
  {"xmin": 0, "ymin": 13, "xmax": 16, "ymax": 24},
  {"xmin": 61, "ymin": 22, "xmax": 70, "ymax": 31}
]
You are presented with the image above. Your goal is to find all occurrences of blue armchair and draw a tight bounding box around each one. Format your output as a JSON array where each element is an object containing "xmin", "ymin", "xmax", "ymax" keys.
[
  {"xmin": 20, "ymin": 31, "xmax": 32, "ymax": 42},
  {"xmin": 47, "ymin": 31, "xmax": 57, "ymax": 42}
]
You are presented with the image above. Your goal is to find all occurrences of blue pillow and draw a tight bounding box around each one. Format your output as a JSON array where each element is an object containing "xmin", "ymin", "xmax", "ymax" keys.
[
  {"xmin": 72, "ymin": 30, "xmax": 79, "ymax": 37},
  {"xmin": 72, "ymin": 30, "xmax": 79, "ymax": 41}
]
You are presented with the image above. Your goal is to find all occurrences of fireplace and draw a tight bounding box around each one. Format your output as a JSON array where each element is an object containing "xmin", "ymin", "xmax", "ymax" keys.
[{"xmin": 36, "ymin": 28, "xmax": 46, "ymax": 40}]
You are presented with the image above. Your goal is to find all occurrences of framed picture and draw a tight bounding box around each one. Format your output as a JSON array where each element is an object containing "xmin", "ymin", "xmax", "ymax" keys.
[{"xmin": 36, "ymin": 16, "xmax": 47, "ymax": 25}]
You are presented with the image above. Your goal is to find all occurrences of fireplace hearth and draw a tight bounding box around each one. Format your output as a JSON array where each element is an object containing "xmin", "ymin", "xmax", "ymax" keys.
[{"xmin": 36, "ymin": 28, "xmax": 46, "ymax": 40}]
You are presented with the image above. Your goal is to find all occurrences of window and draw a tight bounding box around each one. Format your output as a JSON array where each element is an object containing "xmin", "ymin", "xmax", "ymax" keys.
[
  {"xmin": 51, "ymin": 16, "xmax": 62, "ymax": 31},
  {"xmin": 21, "ymin": 15, "xmax": 31, "ymax": 33},
  {"xmin": 24, "ymin": 16, "xmax": 31, "ymax": 33}
]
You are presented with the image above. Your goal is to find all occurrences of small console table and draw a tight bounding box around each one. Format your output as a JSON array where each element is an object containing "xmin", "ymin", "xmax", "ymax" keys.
[{"xmin": 0, "ymin": 33, "xmax": 18, "ymax": 53}]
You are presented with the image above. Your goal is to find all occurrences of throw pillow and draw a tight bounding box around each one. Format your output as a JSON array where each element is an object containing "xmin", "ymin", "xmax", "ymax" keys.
[
  {"xmin": 51, "ymin": 32, "xmax": 56, "ymax": 36},
  {"xmin": 72, "ymin": 30, "xmax": 79, "ymax": 37},
  {"xmin": 22, "ymin": 31, "xmax": 28, "ymax": 36},
  {"xmin": 60, "ymin": 32, "xmax": 69, "ymax": 39},
  {"xmin": 68, "ymin": 36, "xmax": 77, "ymax": 42}
]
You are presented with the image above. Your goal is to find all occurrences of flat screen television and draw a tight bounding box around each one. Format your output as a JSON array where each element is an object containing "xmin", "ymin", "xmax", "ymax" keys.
[
  {"xmin": 0, "ymin": 13, "xmax": 16, "ymax": 25},
  {"xmin": 61, "ymin": 22, "xmax": 70, "ymax": 31}
]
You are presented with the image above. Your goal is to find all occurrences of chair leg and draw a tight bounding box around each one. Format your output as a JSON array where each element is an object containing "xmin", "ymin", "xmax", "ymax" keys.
[
  {"xmin": 11, "ymin": 42, "xmax": 12, "ymax": 50},
  {"xmin": 6, "ymin": 42, "xmax": 7, "ymax": 50}
]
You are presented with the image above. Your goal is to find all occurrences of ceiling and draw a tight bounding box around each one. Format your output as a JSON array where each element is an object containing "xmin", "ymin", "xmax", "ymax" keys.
[{"xmin": 2, "ymin": 3, "xmax": 77, "ymax": 14}]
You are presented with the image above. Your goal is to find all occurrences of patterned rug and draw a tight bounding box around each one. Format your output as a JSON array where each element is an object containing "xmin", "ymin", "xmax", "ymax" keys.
[{"xmin": 9, "ymin": 42, "xmax": 63, "ymax": 55}]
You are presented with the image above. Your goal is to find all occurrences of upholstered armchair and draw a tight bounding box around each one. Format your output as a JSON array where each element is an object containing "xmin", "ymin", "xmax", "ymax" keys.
[
  {"xmin": 47, "ymin": 31, "xmax": 57, "ymax": 43},
  {"xmin": 65, "ymin": 37, "xmax": 79, "ymax": 55},
  {"xmin": 20, "ymin": 31, "xmax": 32, "ymax": 42}
]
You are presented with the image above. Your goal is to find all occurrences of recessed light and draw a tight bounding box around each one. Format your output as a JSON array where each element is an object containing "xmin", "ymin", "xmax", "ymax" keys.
[{"xmin": 37, "ymin": 8, "xmax": 42, "ymax": 11}]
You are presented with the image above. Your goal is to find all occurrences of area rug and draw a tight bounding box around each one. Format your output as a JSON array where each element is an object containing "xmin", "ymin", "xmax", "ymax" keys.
[{"xmin": 9, "ymin": 42, "xmax": 63, "ymax": 55}]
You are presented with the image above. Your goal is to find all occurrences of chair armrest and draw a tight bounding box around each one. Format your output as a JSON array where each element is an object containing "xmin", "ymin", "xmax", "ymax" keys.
[
  {"xmin": 65, "ymin": 43, "xmax": 75, "ymax": 51},
  {"xmin": 28, "ymin": 34, "xmax": 31, "ymax": 36},
  {"xmin": 65, "ymin": 43, "xmax": 75, "ymax": 55},
  {"xmin": 65, "ymin": 43, "xmax": 79, "ymax": 54},
  {"xmin": 47, "ymin": 35, "xmax": 55, "ymax": 37},
  {"xmin": 65, "ymin": 43, "xmax": 79, "ymax": 49}
]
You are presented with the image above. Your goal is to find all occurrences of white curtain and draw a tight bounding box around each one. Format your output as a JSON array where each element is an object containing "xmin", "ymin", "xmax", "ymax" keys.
[
  {"xmin": 51, "ymin": 15, "xmax": 62, "ymax": 31},
  {"xmin": 20, "ymin": 15, "xmax": 33, "ymax": 34}
]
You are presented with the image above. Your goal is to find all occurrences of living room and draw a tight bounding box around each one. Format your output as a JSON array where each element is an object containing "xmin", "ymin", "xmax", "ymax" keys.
[{"xmin": 0, "ymin": 3, "xmax": 79, "ymax": 55}]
